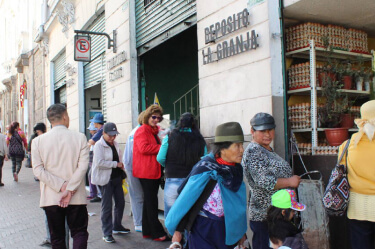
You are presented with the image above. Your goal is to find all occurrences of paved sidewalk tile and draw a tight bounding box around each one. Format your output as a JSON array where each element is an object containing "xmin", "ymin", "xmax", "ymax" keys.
[{"xmin": 0, "ymin": 160, "xmax": 171, "ymax": 249}]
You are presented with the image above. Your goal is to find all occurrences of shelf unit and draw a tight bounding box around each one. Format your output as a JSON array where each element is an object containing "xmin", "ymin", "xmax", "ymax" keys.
[{"xmin": 287, "ymin": 40, "xmax": 373, "ymax": 155}]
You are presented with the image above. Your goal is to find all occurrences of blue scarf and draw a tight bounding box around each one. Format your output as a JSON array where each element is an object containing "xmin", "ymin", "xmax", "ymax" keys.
[{"xmin": 166, "ymin": 154, "xmax": 247, "ymax": 245}]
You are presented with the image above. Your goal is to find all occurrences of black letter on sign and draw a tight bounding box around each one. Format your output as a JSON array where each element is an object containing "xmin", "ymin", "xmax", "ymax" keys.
[
  {"xmin": 243, "ymin": 9, "xmax": 249, "ymax": 27},
  {"xmin": 217, "ymin": 44, "xmax": 222, "ymax": 60},
  {"xmin": 205, "ymin": 28, "xmax": 210, "ymax": 44},
  {"xmin": 222, "ymin": 41, "xmax": 228, "ymax": 58},
  {"xmin": 251, "ymin": 30, "xmax": 258, "ymax": 49}
]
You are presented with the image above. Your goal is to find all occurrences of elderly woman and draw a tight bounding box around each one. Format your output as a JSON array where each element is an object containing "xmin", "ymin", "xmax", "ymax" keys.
[
  {"xmin": 242, "ymin": 113, "xmax": 301, "ymax": 249},
  {"xmin": 91, "ymin": 122, "xmax": 129, "ymax": 243},
  {"xmin": 133, "ymin": 104, "xmax": 168, "ymax": 241},
  {"xmin": 165, "ymin": 122, "xmax": 247, "ymax": 249},
  {"xmin": 338, "ymin": 100, "xmax": 375, "ymax": 249}
]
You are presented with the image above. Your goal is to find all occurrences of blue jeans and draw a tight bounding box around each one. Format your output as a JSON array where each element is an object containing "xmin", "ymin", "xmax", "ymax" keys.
[
  {"xmin": 349, "ymin": 219, "xmax": 375, "ymax": 249},
  {"xmin": 250, "ymin": 220, "xmax": 272, "ymax": 249},
  {"xmin": 125, "ymin": 169, "xmax": 144, "ymax": 227},
  {"xmin": 164, "ymin": 178, "xmax": 185, "ymax": 219}
]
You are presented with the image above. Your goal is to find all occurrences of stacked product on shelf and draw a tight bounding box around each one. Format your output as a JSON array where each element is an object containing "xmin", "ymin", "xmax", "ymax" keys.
[
  {"xmin": 286, "ymin": 22, "xmax": 369, "ymax": 53},
  {"xmin": 296, "ymin": 143, "xmax": 312, "ymax": 155},
  {"xmin": 350, "ymin": 106, "xmax": 361, "ymax": 119},
  {"xmin": 315, "ymin": 142, "xmax": 339, "ymax": 155},
  {"xmin": 288, "ymin": 62, "xmax": 310, "ymax": 90},
  {"xmin": 288, "ymin": 103, "xmax": 311, "ymax": 129}
]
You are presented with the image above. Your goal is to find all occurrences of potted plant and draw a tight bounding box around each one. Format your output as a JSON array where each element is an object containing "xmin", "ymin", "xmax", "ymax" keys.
[
  {"xmin": 336, "ymin": 63, "xmax": 354, "ymax": 90},
  {"xmin": 363, "ymin": 69, "xmax": 374, "ymax": 92},
  {"xmin": 319, "ymin": 71, "xmax": 350, "ymax": 146}
]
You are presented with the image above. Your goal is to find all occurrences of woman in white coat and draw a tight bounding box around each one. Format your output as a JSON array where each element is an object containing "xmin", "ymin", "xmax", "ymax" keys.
[{"xmin": 91, "ymin": 122, "xmax": 129, "ymax": 243}]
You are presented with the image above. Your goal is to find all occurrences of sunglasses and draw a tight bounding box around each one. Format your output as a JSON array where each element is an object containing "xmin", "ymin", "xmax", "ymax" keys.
[{"xmin": 151, "ymin": 115, "xmax": 163, "ymax": 121}]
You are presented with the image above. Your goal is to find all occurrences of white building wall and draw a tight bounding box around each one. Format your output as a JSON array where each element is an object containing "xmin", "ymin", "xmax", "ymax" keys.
[
  {"xmin": 44, "ymin": 0, "xmax": 133, "ymax": 145},
  {"xmin": 197, "ymin": 0, "xmax": 274, "ymax": 139}
]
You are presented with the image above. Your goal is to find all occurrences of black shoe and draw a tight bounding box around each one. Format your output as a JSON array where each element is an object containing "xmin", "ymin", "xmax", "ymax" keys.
[
  {"xmin": 34, "ymin": 177, "xmax": 39, "ymax": 182},
  {"xmin": 103, "ymin": 235, "xmax": 115, "ymax": 243},
  {"xmin": 0, "ymin": 183, "xmax": 4, "ymax": 187},
  {"xmin": 90, "ymin": 197, "xmax": 101, "ymax": 203},
  {"xmin": 40, "ymin": 239, "xmax": 51, "ymax": 247},
  {"xmin": 113, "ymin": 227, "xmax": 131, "ymax": 234}
]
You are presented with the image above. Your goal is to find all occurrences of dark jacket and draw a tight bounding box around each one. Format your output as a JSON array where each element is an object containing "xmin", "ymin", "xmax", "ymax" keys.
[{"xmin": 283, "ymin": 233, "xmax": 309, "ymax": 249}]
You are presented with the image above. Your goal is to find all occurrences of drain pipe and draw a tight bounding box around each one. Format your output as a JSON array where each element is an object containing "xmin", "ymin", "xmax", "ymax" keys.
[{"xmin": 279, "ymin": 0, "xmax": 289, "ymax": 160}]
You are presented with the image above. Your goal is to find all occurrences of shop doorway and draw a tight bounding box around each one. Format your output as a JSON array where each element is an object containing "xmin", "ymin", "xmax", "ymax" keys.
[
  {"xmin": 139, "ymin": 26, "xmax": 199, "ymax": 125},
  {"xmin": 84, "ymin": 84, "xmax": 102, "ymax": 138}
]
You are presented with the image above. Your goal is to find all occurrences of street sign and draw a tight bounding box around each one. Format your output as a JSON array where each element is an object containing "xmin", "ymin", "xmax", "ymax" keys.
[{"xmin": 74, "ymin": 35, "xmax": 91, "ymax": 62}]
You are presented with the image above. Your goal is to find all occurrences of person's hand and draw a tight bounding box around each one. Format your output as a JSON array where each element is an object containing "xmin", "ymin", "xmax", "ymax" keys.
[
  {"xmin": 59, "ymin": 191, "xmax": 72, "ymax": 208},
  {"xmin": 4, "ymin": 155, "xmax": 8, "ymax": 161},
  {"xmin": 60, "ymin": 181, "xmax": 68, "ymax": 192},
  {"xmin": 171, "ymin": 231, "xmax": 182, "ymax": 243},
  {"xmin": 117, "ymin": 162, "xmax": 124, "ymax": 169},
  {"xmin": 289, "ymin": 175, "xmax": 301, "ymax": 188}
]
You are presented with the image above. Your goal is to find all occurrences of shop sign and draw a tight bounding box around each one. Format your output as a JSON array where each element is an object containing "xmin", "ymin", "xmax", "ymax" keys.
[
  {"xmin": 109, "ymin": 67, "xmax": 123, "ymax": 82},
  {"xmin": 107, "ymin": 51, "xmax": 126, "ymax": 70},
  {"xmin": 202, "ymin": 8, "xmax": 259, "ymax": 65}
]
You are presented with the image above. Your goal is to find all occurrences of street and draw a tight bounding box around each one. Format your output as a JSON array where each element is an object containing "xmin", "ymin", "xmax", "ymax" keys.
[{"xmin": 0, "ymin": 160, "xmax": 169, "ymax": 249}]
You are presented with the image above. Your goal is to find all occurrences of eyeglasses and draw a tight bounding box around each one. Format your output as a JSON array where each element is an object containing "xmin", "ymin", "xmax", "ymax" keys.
[{"xmin": 151, "ymin": 115, "xmax": 163, "ymax": 121}]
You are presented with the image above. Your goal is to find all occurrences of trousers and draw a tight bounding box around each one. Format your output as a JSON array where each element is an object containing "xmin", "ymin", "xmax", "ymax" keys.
[
  {"xmin": 99, "ymin": 177, "xmax": 125, "ymax": 236},
  {"xmin": 139, "ymin": 178, "xmax": 166, "ymax": 239},
  {"xmin": 44, "ymin": 205, "xmax": 89, "ymax": 249},
  {"xmin": 125, "ymin": 169, "xmax": 144, "ymax": 227}
]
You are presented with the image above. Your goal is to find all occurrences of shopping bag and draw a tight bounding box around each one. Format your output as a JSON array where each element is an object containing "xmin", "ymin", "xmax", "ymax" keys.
[{"xmin": 122, "ymin": 179, "xmax": 128, "ymax": 196}]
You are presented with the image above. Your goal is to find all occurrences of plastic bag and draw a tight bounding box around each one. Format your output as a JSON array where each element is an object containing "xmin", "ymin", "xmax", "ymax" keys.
[{"xmin": 122, "ymin": 180, "xmax": 128, "ymax": 196}]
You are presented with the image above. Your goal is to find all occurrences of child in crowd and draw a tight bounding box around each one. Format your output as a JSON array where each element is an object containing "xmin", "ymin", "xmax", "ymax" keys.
[{"xmin": 267, "ymin": 189, "xmax": 309, "ymax": 249}]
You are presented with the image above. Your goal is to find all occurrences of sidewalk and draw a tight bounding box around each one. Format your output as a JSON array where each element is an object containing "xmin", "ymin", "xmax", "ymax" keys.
[{"xmin": 0, "ymin": 160, "xmax": 170, "ymax": 249}]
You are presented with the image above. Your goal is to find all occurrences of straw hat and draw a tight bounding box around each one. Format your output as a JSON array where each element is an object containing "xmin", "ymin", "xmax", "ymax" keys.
[{"xmin": 353, "ymin": 100, "xmax": 375, "ymax": 147}]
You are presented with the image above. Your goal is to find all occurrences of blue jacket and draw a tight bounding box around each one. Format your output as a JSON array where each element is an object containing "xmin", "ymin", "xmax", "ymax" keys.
[{"xmin": 165, "ymin": 154, "xmax": 247, "ymax": 245}]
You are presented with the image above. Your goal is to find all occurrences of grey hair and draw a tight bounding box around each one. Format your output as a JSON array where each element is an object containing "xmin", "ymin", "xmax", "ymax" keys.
[{"xmin": 47, "ymin": 104, "xmax": 67, "ymax": 123}]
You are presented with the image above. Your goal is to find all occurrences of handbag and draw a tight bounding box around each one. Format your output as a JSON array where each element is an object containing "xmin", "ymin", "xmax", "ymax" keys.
[{"xmin": 322, "ymin": 139, "xmax": 351, "ymax": 216}]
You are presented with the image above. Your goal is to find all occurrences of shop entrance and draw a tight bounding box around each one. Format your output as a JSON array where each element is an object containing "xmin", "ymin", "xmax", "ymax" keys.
[
  {"xmin": 139, "ymin": 26, "xmax": 199, "ymax": 125},
  {"xmin": 84, "ymin": 84, "xmax": 102, "ymax": 137}
]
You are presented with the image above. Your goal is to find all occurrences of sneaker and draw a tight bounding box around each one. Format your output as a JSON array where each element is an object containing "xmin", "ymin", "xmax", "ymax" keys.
[
  {"xmin": 87, "ymin": 196, "xmax": 94, "ymax": 200},
  {"xmin": 135, "ymin": 225, "xmax": 142, "ymax": 232},
  {"xmin": 0, "ymin": 183, "xmax": 4, "ymax": 187},
  {"xmin": 103, "ymin": 235, "xmax": 115, "ymax": 243},
  {"xmin": 40, "ymin": 239, "xmax": 51, "ymax": 247},
  {"xmin": 113, "ymin": 227, "xmax": 130, "ymax": 234},
  {"xmin": 90, "ymin": 196, "xmax": 101, "ymax": 203},
  {"xmin": 34, "ymin": 177, "xmax": 39, "ymax": 182}
]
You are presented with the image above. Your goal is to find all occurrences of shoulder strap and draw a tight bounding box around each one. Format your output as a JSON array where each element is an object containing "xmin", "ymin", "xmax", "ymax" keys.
[
  {"xmin": 337, "ymin": 139, "xmax": 351, "ymax": 164},
  {"xmin": 12, "ymin": 132, "xmax": 24, "ymax": 147}
]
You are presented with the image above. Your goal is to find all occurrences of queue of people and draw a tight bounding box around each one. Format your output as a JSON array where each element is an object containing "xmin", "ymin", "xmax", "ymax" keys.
[{"xmin": 14, "ymin": 99, "xmax": 374, "ymax": 249}]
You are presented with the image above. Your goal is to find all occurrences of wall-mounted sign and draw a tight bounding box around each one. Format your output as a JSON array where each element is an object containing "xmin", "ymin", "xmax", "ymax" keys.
[
  {"xmin": 202, "ymin": 8, "xmax": 259, "ymax": 65},
  {"xmin": 107, "ymin": 51, "xmax": 126, "ymax": 70},
  {"xmin": 74, "ymin": 35, "xmax": 91, "ymax": 62},
  {"xmin": 109, "ymin": 67, "xmax": 123, "ymax": 82}
]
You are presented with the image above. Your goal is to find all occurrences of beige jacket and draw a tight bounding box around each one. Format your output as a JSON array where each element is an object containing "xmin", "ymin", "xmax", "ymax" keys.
[
  {"xmin": 91, "ymin": 136, "xmax": 123, "ymax": 186},
  {"xmin": 32, "ymin": 125, "xmax": 89, "ymax": 207},
  {"xmin": 0, "ymin": 133, "xmax": 8, "ymax": 156}
]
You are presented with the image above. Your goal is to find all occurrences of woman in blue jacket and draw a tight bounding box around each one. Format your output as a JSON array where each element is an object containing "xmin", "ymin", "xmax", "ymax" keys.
[{"xmin": 165, "ymin": 122, "xmax": 248, "ymax": 249}]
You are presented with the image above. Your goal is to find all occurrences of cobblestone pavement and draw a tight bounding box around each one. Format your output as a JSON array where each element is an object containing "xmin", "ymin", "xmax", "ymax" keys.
[{"xmin": 0, "ymin": 160, "xmax": 170, "ymax": 249}]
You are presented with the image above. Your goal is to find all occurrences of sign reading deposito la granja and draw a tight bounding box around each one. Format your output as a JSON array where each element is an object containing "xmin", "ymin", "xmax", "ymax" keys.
[{"xmin": 202, "ymin": 8, "xmax": 259, "ymax": 65}]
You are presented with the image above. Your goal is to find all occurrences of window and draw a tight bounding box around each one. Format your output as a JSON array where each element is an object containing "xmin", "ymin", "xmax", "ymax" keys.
[{"xmin": 144, "ymin": 0, "xmax": 156, "ymax": 7}]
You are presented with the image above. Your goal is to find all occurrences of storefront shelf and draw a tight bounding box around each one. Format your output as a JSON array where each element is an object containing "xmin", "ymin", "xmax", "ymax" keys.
[
  {"xmin": 292, "ymin": 128, "xmax": 312, "ymax": 132},
  {"xmin": 288, "ymin": 87, "xmax": 370, "ymax": 96},
  {"xmin": 286, "ymin": 47, "xmax": 372, "ymax": 61},
  {"xmin": 317, "ymin": 128, "xmax": 359, "ymax": 132}
]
